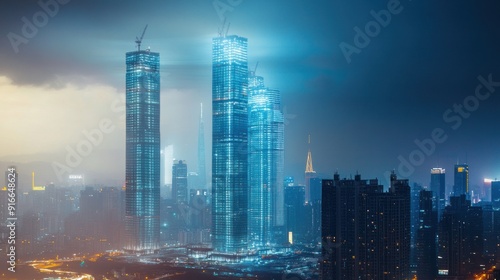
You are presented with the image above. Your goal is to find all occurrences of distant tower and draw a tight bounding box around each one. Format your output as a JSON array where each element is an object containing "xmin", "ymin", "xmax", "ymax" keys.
[
  {"xmin": 197, "ymin": 103, "xmax": 207, "ymax": 188},
  {"xmin": 492, "ymin": 180, "xmax": 500, "ymax": 209},
  {"xmin": 172, "ymin": 160, "xmax": 188, "ymax": 204},
  {"xmin": 211, "ymin": 33, "xmax": 248, "ymax": 253},
  {"xmin": 163, "ymin": 145, "xmax": 174, "ymax": 198},
  {"xmin": 454, "ymin": 164, "xmax": 469, "ymax": 196},
  {"xmin": 125, "ymin": 25, "xmax": 160, "ymax": 253},
  {"xmin": 305, "ymin": 135, "xmax": 316, "ymax": 203},
  {"xmin": 431, "ymin": 167, "xmax": 446, "ymax": 220}
]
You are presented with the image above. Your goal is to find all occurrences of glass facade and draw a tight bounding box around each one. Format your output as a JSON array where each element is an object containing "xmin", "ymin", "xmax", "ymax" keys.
[
  {"xmin": 212, "ymin": 35, "xmax": 248, "ymax": 253},
  {"xmin": 125, "ymin": 50, "xmax": 161, "ymax": 253},
  {"xmin": 248, "ymin": 73, "xmax": 284, "ymax": 247}
]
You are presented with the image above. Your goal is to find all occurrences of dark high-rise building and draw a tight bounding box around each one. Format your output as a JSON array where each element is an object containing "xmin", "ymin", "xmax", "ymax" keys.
[
  {"xmin": 453, "ymin": 164, "xmax": 469, "ymax": 196},
  {"xmin": 248, "ymin": 70, "xmax": 284, "ymax": 247},
  {"xmin": 431, "ymin": 167, "xmax": 446, "ymax": 219},
  {"xmin": 438, "ymin": 195, "xmax": 483, "ymax": 278},
  {"xmin": 320, "ymin": 172, "xmax": 410, "ymax": 280},
  {"xmin": 410, "ymin": 182, "xmax": 421, "ymax": 275},
  {"xmin": 482, "ymin": 204, "xmax": 500, "ymax": 262},
  {"xmin": 285, "ymin": 184, "xmax": 305, "ymax": 244},
  {"xmin": 310, "ymin": 177, "xmax": 322, "ymax": 244},
  {"xmin": 211, "ymin": 34, "xmax": 248, "ymax": 253},
  {"xmin": 492, "ymin": 180, "xmax": 500, "ymax": 209},
  {"xmin": 416, "ymin": 189, "xmax": 437, "ymax": 280},
  {"xmin": 172, "ymin": 160, "xmax": 188, "ymax": 204},
  {"xmin": 124, "ymin": 43, "xmax": 161, "ymax": 253},
  {"xmin": 189, "ymin": 189, "xmax": 211, "ymax": 230}
]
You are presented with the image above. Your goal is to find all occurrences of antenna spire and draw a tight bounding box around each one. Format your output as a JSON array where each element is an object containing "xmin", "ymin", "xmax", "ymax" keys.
[
  {"xmin": 305, "ymin": 135, "xmax": 315, "ymax": 173},
  {"xmin": 218, "ymin": 18, "xmax": 226, "ymax": 37}
]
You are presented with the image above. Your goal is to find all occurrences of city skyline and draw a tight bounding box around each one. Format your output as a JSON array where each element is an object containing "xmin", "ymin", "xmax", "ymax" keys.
[
  {"xmin": 0, "ymin": 1, "xmax": 499, "ymax": 194},
  {"xmin": 1, "ymin": 1, "xmax": 500, "ymax": 278}
]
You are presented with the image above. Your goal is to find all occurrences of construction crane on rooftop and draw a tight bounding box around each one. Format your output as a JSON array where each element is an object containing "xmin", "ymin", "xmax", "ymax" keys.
[{"xmin": 135, "ymin": 24, "xmax": 148, "ymax": 51}]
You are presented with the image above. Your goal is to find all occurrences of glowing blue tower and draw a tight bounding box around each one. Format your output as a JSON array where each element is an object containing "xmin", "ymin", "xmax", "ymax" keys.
[
  {"xmin": 211, "ymin": 34, "xmax": 248, "ymax": 253},
  {"xmin": 248, "ymin": 71, "xmax": 284, "ymax": 247},
  {"xmin": 124, "ymin": 44, "xmax": 161, "ymax": 253}
]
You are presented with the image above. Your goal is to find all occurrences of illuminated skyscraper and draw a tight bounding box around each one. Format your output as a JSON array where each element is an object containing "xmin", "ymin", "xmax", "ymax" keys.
[
  {"xmin": 125, "ymin": 42, "xmax": 161, "ymax": 252},
  {"xmin": 431, "ymin": 167, "xmax": 446, "ymax": 219},
  {"xmin": 248, "ymin": 71, "xmax": 284, "ymax": 246},
  {"xmin": 211, "ymin": 34, "xmax": 248, "ymax": 253},
  {"xmin": 453, "ymin": 164, "xmax": 469, "ymax": 196}
]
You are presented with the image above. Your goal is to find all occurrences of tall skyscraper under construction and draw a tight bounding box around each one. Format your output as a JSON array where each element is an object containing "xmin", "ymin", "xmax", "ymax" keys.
[{"xmin": 124, "ymin": 26, "xmax": 161, "ymax": 253}]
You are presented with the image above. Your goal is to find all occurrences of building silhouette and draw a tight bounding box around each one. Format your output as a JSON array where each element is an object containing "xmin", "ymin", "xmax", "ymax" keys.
[
  {"xmin": 310, "ymin": 177, "xmax": 322, "ymax": 244},
  {"xmin": 320, "ymin": 172, "xmax": 410, "ymax": 280},
  {"xmin": 431, "ymin": 167, "xmax": 446, "ymax": 220},
  {"xmin": 410, "ymin": 182, "xmax": 421, "ymax": 275},
  {"xmin": 172, "ymin": 160, "xmax": 188, "ymax": 204},
  {"xmin": 437, "ymin": 195, "xmax": 483, "ymax": 278},
  {"xmin": 248, "ymin": 70, "xmax": 284, "ymax": 247},
  {"xmin": 482, "ymin": 204, "xmax": 500, "ymax": 264},
  {"xmin": 211, "ymin": 34, "xmax": 248, "ymax": 253},
  {"xmin": 453, "ymin": 164, "xmax": 469, "ymax": 196},
  {"xmin": 284, "ymin": 183, "xmax": 306, "ymax": 244},
  {"xmin": 124, "ymin": 45, "xmax": 161, "ymax": 253},
  {"xmin": 416, "ymin": 189, "xmax": 437, "ymax": 280},
  {"xmin": 492, "ymin": 180, "xmax": 500, "ymax": 209}
]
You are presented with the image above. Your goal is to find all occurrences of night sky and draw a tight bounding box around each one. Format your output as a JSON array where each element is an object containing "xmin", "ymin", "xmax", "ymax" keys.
[{"xmin": 0, "ymin": 0, "xmax": 499, "ymax": 191}]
